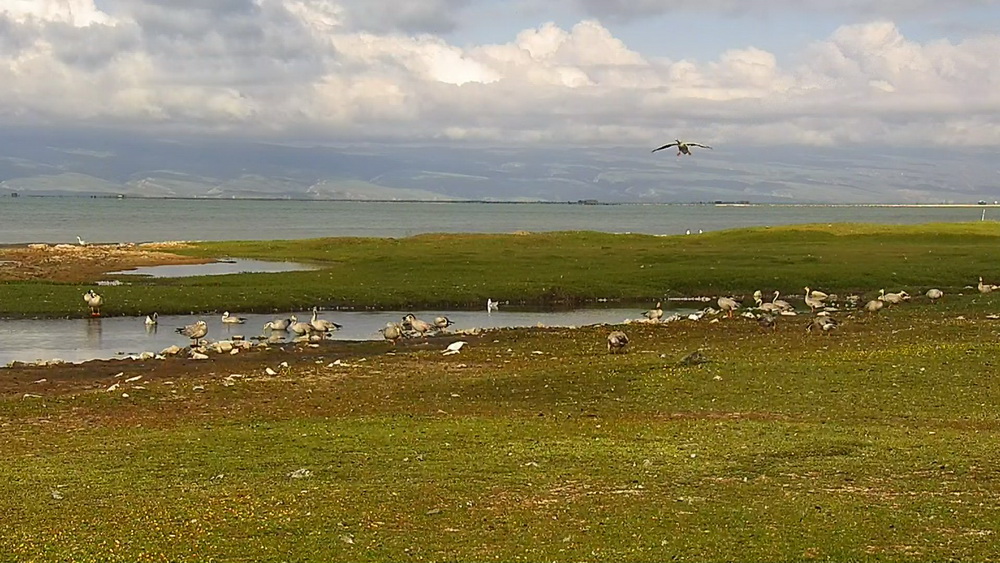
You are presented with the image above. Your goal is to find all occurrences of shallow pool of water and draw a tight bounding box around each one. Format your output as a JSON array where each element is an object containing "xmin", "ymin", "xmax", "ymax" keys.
[
  {"xmin": 106, "ymin": 259, "xmax": 318, "ymax": 278},
  {"xmin": 0, "ymin": 306, "xmax": 698, "ymax": 366}
]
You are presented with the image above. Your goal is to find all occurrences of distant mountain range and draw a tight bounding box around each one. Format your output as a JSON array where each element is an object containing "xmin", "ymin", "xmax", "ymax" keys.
[{"xmin": 0, "ymin": 128, "xmax": 996, "ymax": 204}]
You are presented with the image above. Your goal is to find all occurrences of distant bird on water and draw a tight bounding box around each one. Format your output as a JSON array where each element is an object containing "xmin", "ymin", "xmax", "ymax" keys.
[
  {"xmin": 76, "ymin": 236, "xmax": 87, "ymax": 246},
  {"xmin": 145, "ymin": 312, "xmax": 158, "ymax": 326},
  {"xmin": 83, "ymin": 290, "xmax": 103, "ymax": 317},
  {"xmin": 642, "ymin": 302, "xmax": 664, "ymax": 322},
  {"xmin": 651, "ymin": 139, "xmax": 712, "ymax": 156},
  {"xmin": 310, "ymin": 307, "xmax": 342, "ymax": 333},
  {"xmin": 221, "ymin": 311, "xmax": 246, "ymax": 324},
  {"xmin": 487, "ymin": 298, "xmax": 499, "ymax": 312}
]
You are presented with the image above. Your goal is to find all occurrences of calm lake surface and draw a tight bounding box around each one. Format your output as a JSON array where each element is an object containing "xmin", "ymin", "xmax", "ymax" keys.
[{"xmin": 0, "ymin": 198, "xmax": 994, "ymax": 244}]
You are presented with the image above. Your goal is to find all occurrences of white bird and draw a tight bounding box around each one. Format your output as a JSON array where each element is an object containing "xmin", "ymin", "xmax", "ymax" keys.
[
  {"xmin": 443, "ymin": 341, "xmax": 467, "ymax": 355},
  {"xmin": 979, "ymin": 277, "xmax": 994, "ymax": 294},
  {"xmin": 263, "ymin": 317, "xmax": 291, "ymax": 331},
  {"xmin": 717, "ymin": 296, "xmax": 740, "ymax": 318},
  {"xmin": 402, "ymin": 314, "xmax": 435, "ymax": 337},
  {"xmin": 805, "ymin": 287, "xmax": 829, "ymax": 302},
  {"xmin": 287, "ymin": 315, "xmax": 315, "ymax": 336},
  {"xmin": 753, "ymin": 290, "xmax": 780, "ymax": 314},
  {"xmin": 434, "ymin": 316, "xmax": 455, "ymax": 330},
  {"xmin": 83, "ymin": 289, "xmax": 103, "ymax": 316},
  {"xmin": 878, "ymin": 289, "xmax": 907, "ymax": 305},
  {"xmin": 176, "ymin": 320, "xmax": 208, "ymax": 344},
  {"xmin": 487, "ymin": 298, "xmax": 499, "ymax": 312},
  {"xmin": 642, "ymin": 302, "xmax": 664, "ymax": 322},
  {"xmin": 651, "ymin": 139, "xmax": 712, "ymax": 156},
  {"xmin": 925, "ymin": 288, "xmax": 944, "ymax": 303},
  {"xmin": 144, "ymin": 312, "xmax": 158, "ymax": 326},
  {"xmin": 222, "ymin": 311, "xmax": 246, "ymax": 324},
  {"xmin": 379, "ymin": 322, "xmax": 404, "ymax": 345},
  {"xmin": 310, "ymin": 307, "xmax": 342, "ymax": 332},
  {"xmin": 771, "ymin": 291, "xmax": 794, "ymax": 312},
  {"xmin": 607, "ymin": 330, "xmax": 629, "ymax": 354},
  {"xmin": 76, "ymin": 236, "xmax": 87, "ymax": 246},
  {"xmin": 803, "ymin": 288, "xmax": 825, "ymax": 311},
  {"xmin": 864, "ymin": 299, "xmax": 884, "ymax": 313}
]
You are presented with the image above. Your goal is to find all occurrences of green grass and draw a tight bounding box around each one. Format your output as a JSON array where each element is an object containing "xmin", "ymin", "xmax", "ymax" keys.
[
  {"xmin": 5, "ymin": 299, "xmax": 1000, "ymax": 561},
  {"xmin": 5, "ymin": 222, "xmax": 1000, "ymax": 317}
]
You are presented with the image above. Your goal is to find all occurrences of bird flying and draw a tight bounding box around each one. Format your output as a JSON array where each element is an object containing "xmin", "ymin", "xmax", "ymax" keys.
[{"xmin": 651, "ymin": 139, "xmax": 712, "ymax": 156}]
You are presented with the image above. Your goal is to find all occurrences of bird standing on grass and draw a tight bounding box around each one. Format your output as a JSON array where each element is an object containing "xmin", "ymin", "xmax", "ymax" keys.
[{"xmin": 925, "ymin": 288, "xmax": 944, "ymax": 303}]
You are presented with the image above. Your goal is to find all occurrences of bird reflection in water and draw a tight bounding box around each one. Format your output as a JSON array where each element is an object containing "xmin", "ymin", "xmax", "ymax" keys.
[{"xmin": 86, "ymin": 317, "xmax": 103, "ymax": 345}]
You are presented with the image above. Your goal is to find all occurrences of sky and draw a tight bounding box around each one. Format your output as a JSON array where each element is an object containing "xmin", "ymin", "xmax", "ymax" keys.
[{"xmin": 1, "ymin": 0, "xmax": 1000, "ymax": 152}]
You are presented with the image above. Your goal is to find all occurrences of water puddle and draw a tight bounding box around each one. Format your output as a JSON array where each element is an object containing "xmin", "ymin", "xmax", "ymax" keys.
[
  {"xmin": 107, "ymin": 258, "xmax": 318, "ymax": 278},
  {"xmin": 0, "ymin": 306, "xmax": 697, "ymax": 366}
]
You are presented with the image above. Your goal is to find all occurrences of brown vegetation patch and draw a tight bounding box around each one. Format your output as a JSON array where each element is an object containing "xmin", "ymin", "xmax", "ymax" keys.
[{"xmin": 0, "ymin": 242, "xmax": 212, "ymax": 282}]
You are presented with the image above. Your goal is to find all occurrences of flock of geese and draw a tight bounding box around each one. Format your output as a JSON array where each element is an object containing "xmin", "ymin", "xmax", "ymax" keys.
[{"xmin": 607, "ymin": 279, "xmax": 984, "ymax": 353}]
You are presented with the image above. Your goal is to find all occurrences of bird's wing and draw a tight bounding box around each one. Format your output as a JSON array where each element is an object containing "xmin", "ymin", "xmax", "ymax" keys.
[
  {"xmin": 651, "ymin": 142, "xmax": 679, "ymax": 153},
  {"xmin": 687, "ymin": 143, "xmax": 712, "ymax": 149}
]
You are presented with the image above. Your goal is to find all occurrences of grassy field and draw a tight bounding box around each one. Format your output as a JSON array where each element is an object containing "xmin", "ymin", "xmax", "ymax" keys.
[
  {"xmin": 4, "ymin": 223, "xmax": 1000, "ymax": 561},
  {"xmin": 4, "ymin": 222, "xmax": 1000, "ymax": 317}
]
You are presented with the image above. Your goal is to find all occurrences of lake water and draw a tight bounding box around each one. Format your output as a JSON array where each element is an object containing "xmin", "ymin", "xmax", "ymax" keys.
[
  {"xmin": 0, "ymin": 198, "xmax": 994, "ymax": 244},
  {"xmin": 0, "ymin": 307, "xmax": 695, "ymax": 366}
]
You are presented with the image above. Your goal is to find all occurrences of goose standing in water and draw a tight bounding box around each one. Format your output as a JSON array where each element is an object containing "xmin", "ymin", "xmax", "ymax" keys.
[
  {"xmin": 222, "ymin": 311, "xmax": 246, "ymax": 324},
  {"xmin": 145, "ymin": 312, "xmax": 158, "ymax": 326},
  {"xmin": 487, "ymin": 299, "xmax": 499, "ymax": 312},
  {"xmin": 607, "ymin": 330, "xmax": 629, "ymax": 354},
  {"xmin": 176, "ymin": 320, "xmax": 208, "ymax": 345},
  {"xmin": 642, "ymin": 302, "xmax": 664, "ymax": 322},
  {"xmin": 83, "ymin": 290, "xmax": 103, "ymax": 317},
  {"xmin": 76, "ymin": 236, "xmax": 87, "ymax": 246},
  {"xmin": 287, "ymin": 315, "xmax": 315, "ymax": 336},
  {"xmin": 263, "ymin": 317, "xmax": 291, "ymax": 331},
  {"xmin": 925, "ymin": 288, "xmax": 944, "ymax": 303},
  {"xmin": 651, "ymin": 139, "xmax": 712, "ymax": 156},
  {"xmin": 310, "ymin": 307, "xmax": 342, "ymax": 333},
  {"xmin": 717, "ymin": 296, "xmax": 740, "ymax": 318}
]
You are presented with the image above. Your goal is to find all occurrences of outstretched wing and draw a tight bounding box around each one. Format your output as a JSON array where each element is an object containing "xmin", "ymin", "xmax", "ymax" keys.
[
  {"xmin": 687, "ymin": 143, "xmax": 712, "ymax": 149},
  {"xmin": 651, "ymin": 142, "xmax": 679, "ymax": 153}
]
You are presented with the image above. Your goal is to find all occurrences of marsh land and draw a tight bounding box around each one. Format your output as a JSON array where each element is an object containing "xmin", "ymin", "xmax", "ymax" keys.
[{"xmin": 3, "ymin": 223, "xmax": 1000, "ymax": 561}]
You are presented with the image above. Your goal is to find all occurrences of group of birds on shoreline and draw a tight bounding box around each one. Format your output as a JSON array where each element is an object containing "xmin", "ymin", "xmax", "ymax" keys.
[{"xmin": 607, "ymin": 279, "xmax": 976, "ymax": 353}]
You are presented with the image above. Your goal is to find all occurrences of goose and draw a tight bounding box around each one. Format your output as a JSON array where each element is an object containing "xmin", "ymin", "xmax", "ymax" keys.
[
  {"xmin": 402, "ymin": 314, "xmax": 435, "ymax": 337},
  {"xmin": 263, "ymin": 317, "xmax": 291, "ymax": 331},
  {"xmin": 978, "ymin": 277, "xmax": 994, "ymax": 294},
  {"xmin": 379, "ymin": 322, "xmax": 404, "ymax": 345},
  {"xmin": 805, "ymin": 287, "xmax": 828, "ymax": 302},
  {"xmin": 806, "ymin": 316, "xmax": 838, "ymax": 335},
  {"xmin": 76, "ymin": 236, "xmax": 87, "ymax": 246},
  {"xmin": 717, "ymin": 296, "xmax": 740, "ymax": 318},
  {"xmin": 434, "ymin": 316, "xmax": 455, "ymax": 330},
  {"xmin": 756, "ymin": 313, "xmax": 776, "ymax": 331},
  {"xmin": 487, "ymin": 298, "xmax": 499, "ymax": 312},
  {"xmin": 771, "ymin": 291, "xmax": 794, "ymax": 312},
  {"xmin": 651, "ymin": 139, "xmax": 712, "ymax": 156},
  {"xmin": 144, "ymin": 312, "xmax": 158, "ymax": 326},
  {"xmin": 221, "ymin": 311, "xmax": 246, "ymax": 324},
  {"xmin": 925, "ymin": 288, "xmax": 944, "ymax": 303},
  {"xmin": 607, "ymin": 330, "xmax": 629, "ymax": 354},
  {"xmin": 310, "ymin": 307, "xmax": 342, "ymax": 332},
  {"xmin": 176, "ymin": 320, "xmax": 208, "ymax": 344},
  {"xmin": 83, "ymin": 289, "xmax": 103, "ymax": 316},
  {"xmin": 803, "ymin": 288, "xmax": 825, "ymax": 311},
  {"xmin": 878, "ymin": 289, "xmax": 906, "ymax": 305},
  {"xmin": 753, "ymin": 290, "xmax": 780, "ymax": 314},
  {"xmin": 642, "ymin": 302, "xmax": 664, "ymax": 322},
  {"xmin": 864, "ymin": 299, "xmax": 884, "ymax": 313},
  {"xmin": 287, "ymin": 315, "xmax": 315, "ymax": 336}
]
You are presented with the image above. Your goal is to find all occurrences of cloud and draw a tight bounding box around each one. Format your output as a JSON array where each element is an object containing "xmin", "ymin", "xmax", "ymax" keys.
[
  {"xmin": 566, "ymin": 0, "xmax": 1000, "ymax": 20},
  {"xmin": 0, "ymin": 2, "xmax": 998, "ymax": 148}
]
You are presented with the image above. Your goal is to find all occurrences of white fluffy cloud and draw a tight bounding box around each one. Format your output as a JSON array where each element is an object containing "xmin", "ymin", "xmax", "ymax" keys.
[{"xmin": 0, "ymin": 0, "xmax": 999, "ymax": 147}]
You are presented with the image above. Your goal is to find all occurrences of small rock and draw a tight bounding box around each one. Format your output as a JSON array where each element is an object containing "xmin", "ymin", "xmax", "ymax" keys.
[{"xmin": 125, "ymin": 375, "xmax": 143, "ymax": 383}]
